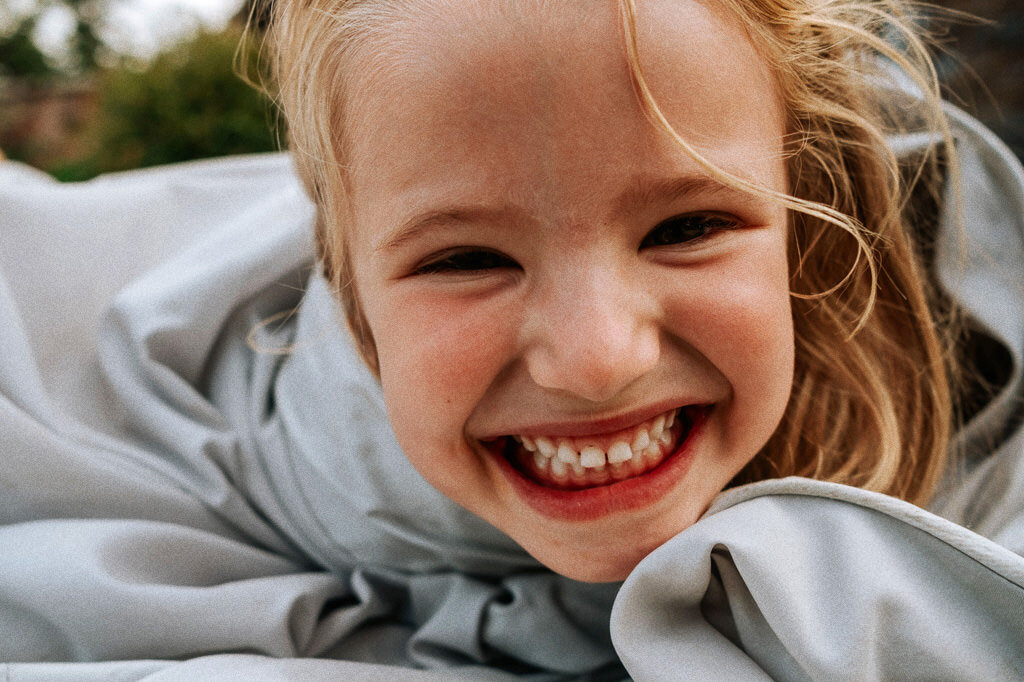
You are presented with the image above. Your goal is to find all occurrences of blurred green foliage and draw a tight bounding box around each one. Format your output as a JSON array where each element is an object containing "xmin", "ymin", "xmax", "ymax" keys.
[
  {"xmin": 63, "ymin": 0, "xmax": 106, "ymax": 73},
  {"xmin": 0, "ymin": 17, "xmax": 58, "ymax": 81},
  {"xmin": 50, "ymin": 27, "xmax": 280, "ymax": 181}
]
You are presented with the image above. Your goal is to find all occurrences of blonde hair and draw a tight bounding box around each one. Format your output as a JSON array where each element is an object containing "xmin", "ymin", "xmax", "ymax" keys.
[{"xmin": 258, "ymin": 0, "xmax": 962, "ymax": 507}]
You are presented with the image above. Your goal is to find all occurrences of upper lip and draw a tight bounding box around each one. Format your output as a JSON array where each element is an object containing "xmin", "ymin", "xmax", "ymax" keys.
[{"xmin": 477, "ymin": 399, "xmax": 709, "ymax": 440}]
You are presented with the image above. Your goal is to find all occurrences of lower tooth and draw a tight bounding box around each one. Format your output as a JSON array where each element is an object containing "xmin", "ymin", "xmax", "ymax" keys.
[
  {"xmin": 533, "ymin": 451, "xmax": 549, "ymax": 471},
  {"xmin": 611, "ymin": 463, "xmax": 632, "ymax": 480},
  {"xmin": 551, "ymin": 457, "xmax": 568, "ymax": 477}
]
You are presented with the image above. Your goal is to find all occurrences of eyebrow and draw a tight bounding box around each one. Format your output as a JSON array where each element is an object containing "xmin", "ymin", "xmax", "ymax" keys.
[
  {"xmin": 377, "ymin": 174, "xmax": 748, "ymax": 252},
  {"xmin": 377, "ymin": 206, "xmax": 518, "ymax": 252},
  {"xmin": 616, "ymin": 174, "xmax": 746, "ymax": 215}
]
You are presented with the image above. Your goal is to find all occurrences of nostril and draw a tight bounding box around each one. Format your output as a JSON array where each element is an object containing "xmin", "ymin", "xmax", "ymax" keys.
[{"xmin": 523, "ymin": 280, "xmax": 660, "ymax": 401}]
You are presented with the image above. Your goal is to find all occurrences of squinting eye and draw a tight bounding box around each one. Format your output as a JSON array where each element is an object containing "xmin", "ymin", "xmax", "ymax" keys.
[
  {"xmin": 415, "ymin": 248, "xmax": 518, "ymax": 274},
  {"xmin": 640, "ymin": 213, "xmax": 738, "ymax": 249}
]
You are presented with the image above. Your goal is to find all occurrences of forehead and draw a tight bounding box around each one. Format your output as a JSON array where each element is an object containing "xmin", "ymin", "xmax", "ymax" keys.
[{"xmin": 344, "ymin": 0, "xmax": 784, "ymax": 216}]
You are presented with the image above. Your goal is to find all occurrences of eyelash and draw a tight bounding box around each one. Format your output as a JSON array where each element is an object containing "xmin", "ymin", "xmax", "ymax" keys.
[
  {"xmin": 639, "ymin": 212, "xmax": 738, "ymax": 249},
  {"xmin": 413, "ymin": 213, "xmax": 738, "ymax": 274},
  {"xmin": 414, "ymin": 248, "xmax": 518, "ymax": 275}
]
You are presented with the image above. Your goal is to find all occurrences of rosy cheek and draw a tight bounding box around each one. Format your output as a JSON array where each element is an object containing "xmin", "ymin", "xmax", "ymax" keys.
[
  {"xmin": 374, "ymin": 293, "xmax": 516, "ymax": 444},
  {"xmin": 661, "ymin": 251, "xmax": 793, "ymax": 431}
]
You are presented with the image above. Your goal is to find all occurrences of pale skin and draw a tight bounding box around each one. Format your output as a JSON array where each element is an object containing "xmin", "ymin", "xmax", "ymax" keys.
[{"xmin": 346, "ymin": 0, "xmax": 795, "ymax": 581}]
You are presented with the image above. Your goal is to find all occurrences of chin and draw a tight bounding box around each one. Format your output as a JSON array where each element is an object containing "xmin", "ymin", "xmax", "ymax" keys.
[
  {"xmin": 533, "ymin": 543, "xmax": 660, "ymax": 583},
  {"xmin": 509, "ymin": 498, "xmax": 705, "ymax": 583}
]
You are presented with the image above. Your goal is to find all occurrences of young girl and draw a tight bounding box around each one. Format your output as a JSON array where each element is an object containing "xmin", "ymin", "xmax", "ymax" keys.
[
  {"xmin": 2, "ymin": 0, "xmax": 1024, "ymax": 679},
  {"xmin": 269, "ymin": 0, "xmax": 957, "ymax": 582}
]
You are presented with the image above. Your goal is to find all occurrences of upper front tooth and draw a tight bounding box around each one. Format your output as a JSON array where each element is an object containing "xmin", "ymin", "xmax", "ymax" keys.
[
  {"xmin": 580, "ymin": 446, "xmax": 605, "ymax": 468},
  {"xmin": 608, "ymin": 441, "xmax": 633, "ymax": 464},
  {"xmin": 557, "ymin": 443, "xmax": 580, "ymax": 465},
  {"xmin": 536, "ymin": 437, "xmax": 556, "ymax": 458},
  {"xmin": 665, "ymin": 410, "xmax": 676, "ymax": 428},
  {"xmin": 522, "ymin": 435, "xmax": 537, "ymax": 452}
]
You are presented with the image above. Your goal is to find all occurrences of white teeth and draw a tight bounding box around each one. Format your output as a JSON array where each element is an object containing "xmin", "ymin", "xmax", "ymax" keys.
[
  {"xmin": 650, "ymin": 415, "xmax": 666, "ymax": 441},
  {"xmin": 536, "ymin": 437, "xmax": 556, "ymax": 458},
  {"xmin": 557, "ymin": 443, "xmax": 579, "ymax": 465},
  {"xmin": 608, "ymin": 441, "xmax": 633, "ymax": 464},
  {"xmin": 580, "ymin": 446, "xmax": 605, "ymax": 468},
  {"xmin": 643, "ymin": 444, "xmax": 661, "ymax": 463},
  {"xmin": 632, "ymin": 430, "xmax": 651, "ymax": 453},
  {"xmin": 533, "ymin": 451, "xmax": 548, "ymax": 470},
  {"xmin": 513, "ymin": 408, "xmax": 684, "ymax": 473}
]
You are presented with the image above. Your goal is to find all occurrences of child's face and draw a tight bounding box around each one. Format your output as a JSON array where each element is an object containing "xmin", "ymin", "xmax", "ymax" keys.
[{"xmin": 345, "ymin": 0, "xmax": 794, "ymax": 581}]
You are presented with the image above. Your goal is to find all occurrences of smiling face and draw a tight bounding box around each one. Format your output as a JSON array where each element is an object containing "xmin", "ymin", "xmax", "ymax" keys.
[{"xmin": 344, "ymin": 0, "xmax": 794, "ymax": 581}]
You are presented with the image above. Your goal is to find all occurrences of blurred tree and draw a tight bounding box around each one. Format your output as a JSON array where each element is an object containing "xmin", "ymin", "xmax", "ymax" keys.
[
  {"xmin": 0, "ymin": 0, "xmax": 111, "ymax": 74},
  {"xmin": 0, "ymin": 16, "xmax": 57, "ymax": 80},
  {"xmin": 51, "ymin": 27, "xmax": 281, "ymax": 180},
  {"xmin": 63, "ymin": 0, "xmax": 106, "ymax": 72}
]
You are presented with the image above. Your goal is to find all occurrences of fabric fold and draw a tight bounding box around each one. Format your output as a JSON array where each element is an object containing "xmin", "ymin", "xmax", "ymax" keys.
[
  {"xmin": 0, "ymin": 154, "xmax": 624, "ymax": 679},
  {"xmin": 611, "ymin": 479, "xmax": 1024, "ymax": 680}
]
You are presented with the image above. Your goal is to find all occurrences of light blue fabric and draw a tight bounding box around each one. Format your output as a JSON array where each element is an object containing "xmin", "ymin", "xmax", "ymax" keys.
[
  {"xmin": 1, "ymin": 107, "xmax": 1023, "ymax": 680},
  {"xmin": 0, "ymin": 156, "xmax": 621, "ymax": 680}
]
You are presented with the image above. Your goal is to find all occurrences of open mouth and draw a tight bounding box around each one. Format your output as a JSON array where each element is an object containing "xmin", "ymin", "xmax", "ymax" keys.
[{"xmin": 488, "ymin": 405, "xmax": 706, "ymax": 491}]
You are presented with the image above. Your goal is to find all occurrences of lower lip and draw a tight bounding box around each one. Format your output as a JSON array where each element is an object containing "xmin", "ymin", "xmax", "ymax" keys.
[{"xmin": 488, "ymin": 409, "xmax": 708, "ymax": 522}]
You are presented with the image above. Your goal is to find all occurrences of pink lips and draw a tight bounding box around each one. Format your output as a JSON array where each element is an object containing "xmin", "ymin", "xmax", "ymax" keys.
[{"xmin": 487, "ymin": 406, "xmax": 709, "ymax": 522}]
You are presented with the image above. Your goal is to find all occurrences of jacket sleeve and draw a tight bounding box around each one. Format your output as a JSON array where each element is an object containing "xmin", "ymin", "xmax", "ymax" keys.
[{"xmin": 611, "ymin": 478, "xmax": 1024, "ymax": 681}]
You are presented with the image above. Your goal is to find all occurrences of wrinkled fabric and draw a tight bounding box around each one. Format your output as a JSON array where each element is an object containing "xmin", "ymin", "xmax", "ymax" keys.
[
  {"xmin": 0, "ymin": 156, "xmax": 622, "ymax": 681},
  {"xmin": 0, "ymin": 106, "xmax": 1023, "ymax": 681},
  {"xmin": 613, "ymin": 480, "xmax": 1024, "ymax": 680}
]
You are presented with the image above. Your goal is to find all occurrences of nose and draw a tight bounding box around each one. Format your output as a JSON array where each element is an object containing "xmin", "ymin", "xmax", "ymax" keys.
[{"xmin": 522, "ymin": 266, "xmax": 660, "ymax": 404}]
